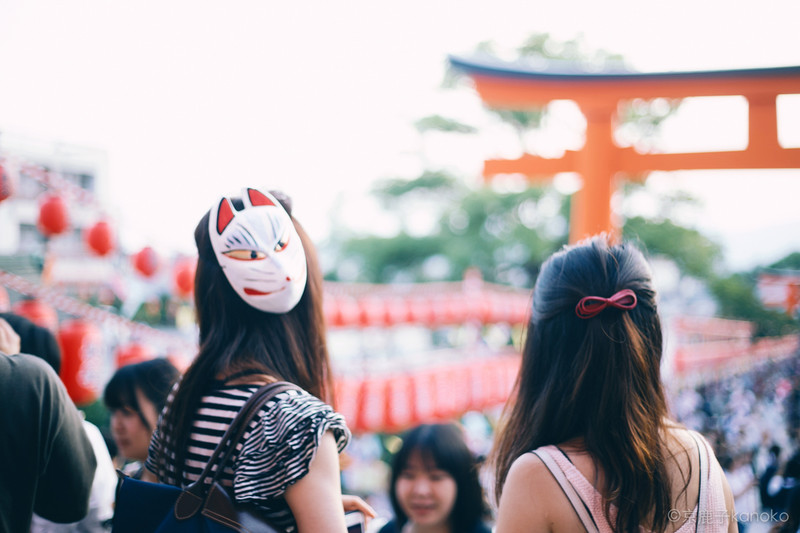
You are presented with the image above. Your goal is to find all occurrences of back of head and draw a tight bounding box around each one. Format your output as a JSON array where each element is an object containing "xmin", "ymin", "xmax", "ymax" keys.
[
  {"xmin": 189, "ymin": 189, "xmax": 330, "ymax": 398},
  {"xmin": 389, "ymin": 423, "xmax": 487, "ymax": 531},
  {"xmin": 492, "ymin": 235, "xmax": 670, "ymax": 532},
  {"xmin": 0, "ymin": 311, "xmax": 61, "ymax": 373},
  {"xmin": 158, "ymin": 188, "xmax": 332, "ymax": 482}
]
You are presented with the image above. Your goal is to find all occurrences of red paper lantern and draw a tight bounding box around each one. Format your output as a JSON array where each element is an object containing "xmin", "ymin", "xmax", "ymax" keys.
[
  {"xmin": 115, "ymin": 342, "xmax": 153, "ymax": 369},
  {"xmin": 84, "ymin": 220, "xmax": 115, "ymax": 256},
  {"xmin": 385, "ymin": 375, "xmax": 415, "ymax": 432},
  {"xmin": 12, "ymin": 298, "xmax": 58, "ymax": 331},
  {"xmin": 57, "ymin": 319, "xmax": 103, "ymax": 406},
  {"xmin": 132, "ymin": 246, "xmax": 160, "ymax": 278},
  {"xmin": 333, "ymin": 377, "xmax": 362, "ymax": 429},
  {"xmin": 173, "ymin": 258, "xmax": 196, "ymax": 299},
  {"xmin": 37, "ymin": 193, "xmax": 70, "ymax": 237},
  {"xmin": 358, "ymin": 297, "xmax": 387, "ymax": 327},
  {"xmin": 0, "ymin": 164, "xmax": 16, "ymax": 203}
]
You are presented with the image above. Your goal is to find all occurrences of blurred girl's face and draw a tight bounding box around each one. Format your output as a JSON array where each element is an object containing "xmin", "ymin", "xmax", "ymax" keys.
[
  {"xmin": 395, "ymin": 450, "xmax": 457, "ymax": 529},
  {"xmin": 109, "ymin": 388, "xmax": 159, "ymax": 461}
]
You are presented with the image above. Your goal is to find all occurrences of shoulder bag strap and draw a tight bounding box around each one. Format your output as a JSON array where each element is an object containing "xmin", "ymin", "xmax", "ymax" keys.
[
  {"xmin": 531, "ymin": 449, "xmax": 599, "ymax": 533},
  {"xmin": 194, "ymin": 381, "xmax": 299, "ymax": 487},
  {"xmin": 688, "ymin": 431, "xmax": 708, "ymax": 533}
]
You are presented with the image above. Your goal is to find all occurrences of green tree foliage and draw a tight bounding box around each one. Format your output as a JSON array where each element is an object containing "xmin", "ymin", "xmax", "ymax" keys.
[
  {"xmin": 413, "ymin": 115, "xmax": 476, "ymax": 134},
  {"xmin": 770, "ymin": 252, "xmax": 800, "ymax": 270},
  {"xmin": 334, "ymin": 175, "xmax": 567, "ymax": 286},
  {"xmin": 709, "ymin": 273, "xmax": 797, "ymax": 337},
  {"xmin": 623, "ymin": 216, "xmax": 722, "ymax": 280}
]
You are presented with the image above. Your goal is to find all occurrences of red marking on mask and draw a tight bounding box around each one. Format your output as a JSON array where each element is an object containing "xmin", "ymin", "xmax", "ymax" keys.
[
  {"xmin": 216, "ymin": 199, "xmax": 234, "ymax": 234},
  {"xmin": 248, "ymin": 189, "xmax": 275, "ymax": 207}
]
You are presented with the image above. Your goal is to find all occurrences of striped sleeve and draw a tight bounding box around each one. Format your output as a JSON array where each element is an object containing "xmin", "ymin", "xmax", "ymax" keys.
[{"xmin": 232, "ymin": 388, "xmax": 350, "ymax": 502}]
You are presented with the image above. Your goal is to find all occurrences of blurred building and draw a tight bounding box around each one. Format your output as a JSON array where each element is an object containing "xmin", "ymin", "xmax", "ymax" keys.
[{"xmin": 0, "ymin": 133, "xmax": 116, "ymax": 293}]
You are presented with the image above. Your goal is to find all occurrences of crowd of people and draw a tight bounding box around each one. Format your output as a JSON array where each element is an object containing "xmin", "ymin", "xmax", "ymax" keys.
[{"xmin": 1, "ymin": 186, "xmax": 799, "ymax": 533}]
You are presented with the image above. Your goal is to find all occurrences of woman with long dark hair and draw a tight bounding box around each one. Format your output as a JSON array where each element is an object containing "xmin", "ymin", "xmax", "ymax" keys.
[
  {"xmin": 144, "ymin": 188, "xmax": 363, "ymax": 532},
  {"xmin": 491, "ymin": 236, "xmax": 737, "ymax": 533}
]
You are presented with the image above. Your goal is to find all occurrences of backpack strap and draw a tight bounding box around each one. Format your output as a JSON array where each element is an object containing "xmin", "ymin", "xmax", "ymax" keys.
[{"xmin": 531, "ymin": 448, "xmax": 599, "ymax": 533}]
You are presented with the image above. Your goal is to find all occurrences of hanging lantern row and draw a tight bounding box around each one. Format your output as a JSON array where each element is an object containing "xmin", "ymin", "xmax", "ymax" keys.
[
  {"xmin": 0, "ymin": 270, "xmax": 197, "ymax": 360},
  {"xmin": 10, "ymin": 301, "xmax": 188, "ymax": 405},
  {"xmin": 672, "ymin": 334, "xmax": 799, "ymax": 376},
  {"xmin": 322, "ymin": 290, "xmax": 531, "ymax": 328},
  {"xmin": 335, "ymin": 355, "xmax": 520, "ymax": 434},
  {"xmin": 36, "ymin": 192, "xmax": 118, "ymax": 257},
  {"xmin": 0, "ymin": 157, "xmax": 118, "ymax": 257}
]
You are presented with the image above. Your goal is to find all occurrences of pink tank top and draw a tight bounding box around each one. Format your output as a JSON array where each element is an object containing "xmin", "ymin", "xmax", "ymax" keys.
[{"xmin": 533, "ymin": 431, "xmax": 729, "ymax": 533}]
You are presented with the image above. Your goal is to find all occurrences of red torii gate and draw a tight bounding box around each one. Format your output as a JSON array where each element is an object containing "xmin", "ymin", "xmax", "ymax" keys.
[{"xmin": 449, "ymin": 57, "xmax": 800, "ymax": 242}]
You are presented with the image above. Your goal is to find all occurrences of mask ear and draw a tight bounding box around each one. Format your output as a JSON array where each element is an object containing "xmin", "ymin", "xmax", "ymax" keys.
[
  {"xmin": 216, "ymin": 197, "xmax": 235, "ymax": 235},
  {"xmin": 247, "ymin": 188, "xmax": 276, "ymax": 207}
]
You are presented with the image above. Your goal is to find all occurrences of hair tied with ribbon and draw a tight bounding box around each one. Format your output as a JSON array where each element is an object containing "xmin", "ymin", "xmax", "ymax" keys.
[{"xmin": 575, "ymin": 289, "xmax": 638, "ymax": 319}]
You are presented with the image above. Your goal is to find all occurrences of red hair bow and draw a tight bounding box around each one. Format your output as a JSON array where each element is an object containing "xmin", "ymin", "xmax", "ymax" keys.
[{"xmin": 575, "ymin": 289, "xmax": 638, "ymax": 319}]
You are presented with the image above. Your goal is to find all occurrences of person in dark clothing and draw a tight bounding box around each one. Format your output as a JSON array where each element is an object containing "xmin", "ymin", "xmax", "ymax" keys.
[
  {"xmin": 761, "ymin": 444, "xmax": 784, "ymax": 512},
  {"xmin": 0, "ymin": 311, "xmax": 62, "ymax": 373},
  {"xmin": 0, "ymin": 318, "xmax": 97, "ymax": 533},
  {"xmin": 379, "ymin": 423, "xmax": 492, "ymax": 533}
]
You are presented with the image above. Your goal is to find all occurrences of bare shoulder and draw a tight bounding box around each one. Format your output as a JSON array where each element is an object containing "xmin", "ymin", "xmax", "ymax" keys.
[
  {"xmin": 495, "ymin": 452, "xmax": 573, "ymax": 533},
  {"xmin": 663, "ymin": 424, "xmax": 703, "ymax": 462}
]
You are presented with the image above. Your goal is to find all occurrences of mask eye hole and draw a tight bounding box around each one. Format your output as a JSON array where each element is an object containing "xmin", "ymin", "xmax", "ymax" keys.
[
  {"xmin": 223, "ymin": 250, "xmax": 266, "ymax": 261},
  {"xmin": 274, "ymin": 230, "xmax": 290, "ymax": 252}
]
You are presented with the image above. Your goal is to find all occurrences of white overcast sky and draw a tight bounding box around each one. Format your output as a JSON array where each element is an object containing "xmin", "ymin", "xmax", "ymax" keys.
[{"xmin": 0, "ymin": 0, "xmax": 799, "ymax": 271}]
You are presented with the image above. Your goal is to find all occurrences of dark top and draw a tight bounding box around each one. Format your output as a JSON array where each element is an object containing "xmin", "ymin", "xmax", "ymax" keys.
[
  {"xmin": 0, "ymin": 353, "xmax": 96, "ymax": 533},
  {"xmin": 378, "ymin": 518, "xmax": 493, "ymax": 533}
]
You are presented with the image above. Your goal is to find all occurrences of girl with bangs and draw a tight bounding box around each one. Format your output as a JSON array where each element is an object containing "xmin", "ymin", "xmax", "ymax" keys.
[
  {"xmin": 491, "ymin": 236, "xmax": 737, "ymax": 533},
  {"xmin": 380, "ymin": 423, "xmax": 491, "ymax": 533}
]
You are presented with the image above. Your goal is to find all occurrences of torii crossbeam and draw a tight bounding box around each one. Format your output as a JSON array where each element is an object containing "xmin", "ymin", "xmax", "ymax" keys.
[{"xmin": 449, "ymin": 56, "xmax": 800, "ymax": 242}]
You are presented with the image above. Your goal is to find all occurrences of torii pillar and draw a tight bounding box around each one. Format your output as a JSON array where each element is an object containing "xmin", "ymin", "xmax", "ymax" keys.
[{"xmin": 449, "ymin": 57, "xmax": 800, "ymax": 243}]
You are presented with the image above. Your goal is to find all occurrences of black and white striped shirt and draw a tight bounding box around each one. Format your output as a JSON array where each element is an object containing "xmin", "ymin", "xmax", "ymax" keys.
[{"xmin": 145, "ymin": 383, "xmax": 350, "ymax": 532}]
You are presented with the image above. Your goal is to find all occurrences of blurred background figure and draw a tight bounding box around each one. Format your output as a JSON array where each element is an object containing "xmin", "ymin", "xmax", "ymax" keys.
[
  {"xmin": 723, "ymin": 450, "xmax": 759, "ymax": 533},
  {"xmin": 0, "ymin": 317, "xmax": 98, "ymax": 532},
  {"xmin": 103, "ymin": 357, "xmax": 180, "ymax": 477},
  {"xmin": 0, "ymin": 311, "xmax": 117, "ymax": 533},
  {"xmin": 377, "ymin": 423, "xmax": 492, "ymax": 533}
]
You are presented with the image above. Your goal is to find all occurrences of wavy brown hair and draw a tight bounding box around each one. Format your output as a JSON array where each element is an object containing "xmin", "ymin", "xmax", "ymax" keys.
[
  {"xmin": 491, "ymin": 236, "xmax": 673, "ymax": 533},
  {"xmin": 156, "ymin": 191, "xmax": 333, "ymax": 485}
]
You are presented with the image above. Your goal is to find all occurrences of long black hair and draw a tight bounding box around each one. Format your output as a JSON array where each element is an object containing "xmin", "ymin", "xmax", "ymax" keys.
[
  {"xmin": 491, "ymin": 235, "xmax": 674, "ymax": 532},
  {"xmin": 388, "ymin": 423, "xmax": 489, "ymax": 532},
  {"xmin": 156, "ymin": 191, "xmax": 333, "ymax": 484}
]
